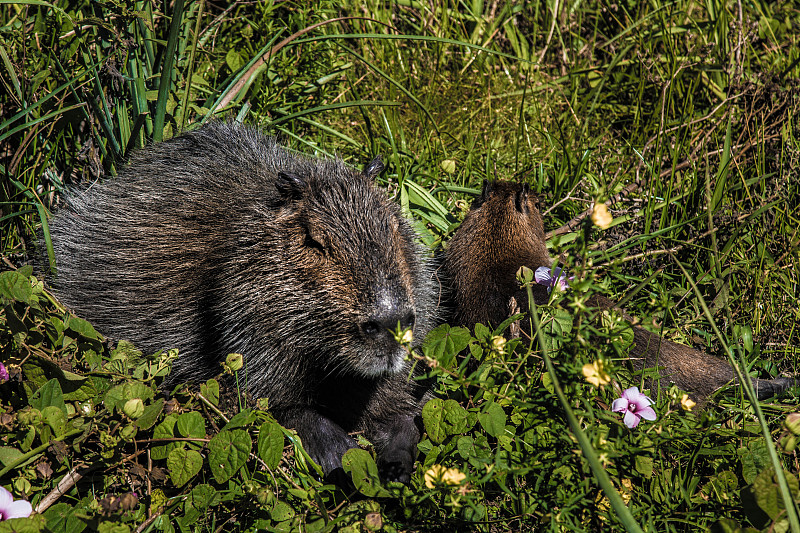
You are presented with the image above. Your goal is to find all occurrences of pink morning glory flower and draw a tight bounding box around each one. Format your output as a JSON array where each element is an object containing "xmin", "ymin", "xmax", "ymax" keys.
[
  {"xmin": 0, "ymin": 363, "xmax": 8, "ymax": 383},
  {"xmin": 534, "ymin": 266, "xmax": 572, "ymax": 293},
  {"xmin": 0, "ymin": 486, "xmax": 32, "ymax": 520},
  {"xmin": 611, "ymin": 387, "xmax": 657, "ymax": 429}
]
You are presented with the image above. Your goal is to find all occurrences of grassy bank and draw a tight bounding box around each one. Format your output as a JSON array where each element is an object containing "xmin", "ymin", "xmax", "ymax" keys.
[{"xmin": 1, "ymin": 1, "xmax": 799, "ymax": 531}]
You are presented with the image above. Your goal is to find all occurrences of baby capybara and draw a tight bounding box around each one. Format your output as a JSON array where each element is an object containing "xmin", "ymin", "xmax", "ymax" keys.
[{"xmin": 443, "ymin": 180, "xmax": 794, "ymax": 401}]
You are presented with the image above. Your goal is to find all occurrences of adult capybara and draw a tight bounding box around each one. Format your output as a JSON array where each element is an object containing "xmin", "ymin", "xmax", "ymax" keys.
[
  {"xmin": 47, "ymin": 122, "xmax": 437, "ymax": 482},
  {"xmin": 443, "ymin": 180, "xmax": 795, "ymax": 401}
]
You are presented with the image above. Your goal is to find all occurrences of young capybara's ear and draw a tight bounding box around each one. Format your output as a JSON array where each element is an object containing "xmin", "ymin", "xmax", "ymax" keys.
[
  {"xmin": 515, "ymin": 183, "xmax": 531, "ymax": 215},
  {"xmin": 478, "ymin": 179, "xmax": 492, "ymax": 202},
  {"xmin": 530, "ymin": 190, "xmax": 541, "ymax": 209},
  {"xmin": 364, "ymin": 156, "xmax": 385, "ymax": 180}
]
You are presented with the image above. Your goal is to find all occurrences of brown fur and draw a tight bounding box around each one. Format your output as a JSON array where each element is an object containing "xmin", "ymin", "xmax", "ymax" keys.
[
  {"xmin": 443, "ymin": 180, "xmax": 794, "ymax": 402},
  {"xmin": 444, "ymin": 181, "xmax": 551, "ymax": 328}
]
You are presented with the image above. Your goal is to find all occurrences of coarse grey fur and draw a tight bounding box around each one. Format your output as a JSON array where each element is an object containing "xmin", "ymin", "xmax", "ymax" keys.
[{"xmin": 47, "ymin": 122, "xmax": 437, "ymax": 481}]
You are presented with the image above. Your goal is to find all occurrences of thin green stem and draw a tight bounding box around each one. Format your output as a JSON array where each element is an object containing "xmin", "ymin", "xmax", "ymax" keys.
[
  {"xmin": 0, "ymin": 428, "xmax": 83, "ymax": 478},
  {"xmin": 526, "ymin": 283, "xmax": 645, "ymax": 533}
]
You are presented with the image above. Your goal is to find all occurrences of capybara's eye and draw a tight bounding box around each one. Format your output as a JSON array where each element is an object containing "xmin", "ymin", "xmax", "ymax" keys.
[{"xmin": 303, "ymin": 228, "xmax": 326, "ymax": 255}]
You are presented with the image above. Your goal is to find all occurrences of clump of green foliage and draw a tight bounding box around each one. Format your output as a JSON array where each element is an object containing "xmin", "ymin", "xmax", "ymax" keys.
[{"xmin": 2, "ymin": 0, "xmax": 799, "ymax": 531}]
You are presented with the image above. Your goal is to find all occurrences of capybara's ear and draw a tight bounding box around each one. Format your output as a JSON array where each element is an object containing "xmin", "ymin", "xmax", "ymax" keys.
[
  {"xmin": 479, "ymin": 179, "xmax": 492, "ymax": 201},
  {"xmin": 530, "ymin": 190, "xmax": 541, "ymax": 209},
  {"xmin": 364, "ymin": 156, "xmax": 384, "ymax": 180},
  {"xmin": 275, "ymin": 171, "xmax": 306, "ymax": 202},
  {"xmin": 515, "ymin": 183, "xmax": 530, "ymax": 215}
]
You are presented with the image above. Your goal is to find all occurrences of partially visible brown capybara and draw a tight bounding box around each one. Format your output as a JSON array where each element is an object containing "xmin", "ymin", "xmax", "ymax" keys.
[
  {"xmin": 444, "ymin": 181, "xmax": 551, "ymax": 329},
  {"xmin": 443, "ymin": 179, "xmax": 795, "ymax": 401},
  {"xmin": 45, "ymin": 122, "xmax": 437, "ymax": 482}
]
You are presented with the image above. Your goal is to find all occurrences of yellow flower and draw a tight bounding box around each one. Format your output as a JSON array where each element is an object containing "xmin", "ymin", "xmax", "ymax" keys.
[
  {"xmin": 591, "ymin": 202, "xmax": 613, "ymax": 229},
  {"xmin": 440, "ymin": 159, "xmax": 457, "ymax": 174},
  {"xmin": 223, "ymin": 353, "xmax": 244, "ymax": 373},
  {"xmin": 582, "ymin": 360, "xmax": 611, "ymax": 387},
  {"xmin": 424, "ymin": 464, "xmax": 466, "ymax": 488},
  {"xmin": 490, "ymin": 336, "xmax": 506, "ymax": 353},
  {"xmin": 680, "ymin": 394, "xmax": 696, "ymax": 411},
  {"xmin": 393, "ymin": 327, "xmax": 413, "ymax": 346},
  {"xmin": 620, "ymin": 478, "xmax": 633, "ymax": 505}
]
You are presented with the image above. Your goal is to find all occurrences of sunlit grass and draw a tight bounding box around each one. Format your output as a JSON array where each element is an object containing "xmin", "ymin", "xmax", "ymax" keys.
[{"xmin": 1, "ymin": 0, "xmax": 799, "ymax": 531}]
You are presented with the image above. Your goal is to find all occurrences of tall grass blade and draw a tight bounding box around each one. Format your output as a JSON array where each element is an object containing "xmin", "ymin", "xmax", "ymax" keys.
[
  {"xmin": 0, "ymin": 43, "xmax": 22, "ymax": 104},
  {"xmin": 268, "ymin": 101, "xmax": 402, "ymax": 128},
  {"xmin": 11, "ymin": 179, "xmax": 55, "ymax": 274},
  {"xmin": 710, "ymin": 115, "xmax": 733, "ymax": 214},
  {"xmin": 294, "ymin": 33, "xmax": 530, "ymax": 64},
  {"xmin": 153, "ymin": 0, "xmax": 186, "ymax": 142},
  {"xmin": 180, "ymin": 0, "xmax": 204, "ymax": 131},
  {"xmin": 203, "ymin": 35, "xmax": 283, "ymax": 119},
  {"xmin": 0, "ymin": 104, "xmax": 85, "ymax": 145}
]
